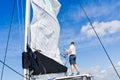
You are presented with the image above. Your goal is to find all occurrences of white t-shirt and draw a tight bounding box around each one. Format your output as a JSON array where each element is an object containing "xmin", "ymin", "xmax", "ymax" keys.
[{"xmin": 69, "ymin": 44, "xmax": 76, "ymax": 55}]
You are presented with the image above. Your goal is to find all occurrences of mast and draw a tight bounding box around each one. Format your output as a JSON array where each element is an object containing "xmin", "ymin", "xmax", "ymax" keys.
[{"xmin": 24, "ymin": 0, "xmax": 30, "ymax": 80}]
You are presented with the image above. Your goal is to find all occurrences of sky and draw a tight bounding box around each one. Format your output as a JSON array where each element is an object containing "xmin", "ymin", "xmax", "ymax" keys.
[{"xmin": 0, "ymin": 0, "xmax": 120, "ymax": 80}]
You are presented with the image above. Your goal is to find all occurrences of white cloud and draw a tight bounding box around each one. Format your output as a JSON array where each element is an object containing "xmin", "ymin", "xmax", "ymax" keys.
[
  {"xmin": 117, "ymin": 61, "xmax": 120, "ymax": 66},
  {"xmin": 81, "ymin": 61, "xmax": 120, "ymax": 80},
  {"xmin": 59, "ymin": 20, "xmax": 120, "ymax": 51},
  {"xmin": 60, "ymin": 0, "xmax": 120, "ymax": 24},
  {"xmin": 81, "ymin": 20, "xmax": 120, "ymax": 38},
  {"xmin": 84, "ymin": 2, "xmax": 120, "ymax": 20},
  {"xmin": 59, "ymin": 1, "xmax": 120, "ymax": 48}
]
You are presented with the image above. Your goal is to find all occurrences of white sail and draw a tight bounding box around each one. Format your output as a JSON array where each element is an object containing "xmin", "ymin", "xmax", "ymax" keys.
[{"xmin": 30, "ymin": 0, "xmax": 63, "ymax": 64}]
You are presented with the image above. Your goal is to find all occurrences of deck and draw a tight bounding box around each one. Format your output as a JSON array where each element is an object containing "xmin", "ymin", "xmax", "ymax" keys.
[{"xmin": 55, "ymin": 74, "xmax": 93, "ymax": 80}]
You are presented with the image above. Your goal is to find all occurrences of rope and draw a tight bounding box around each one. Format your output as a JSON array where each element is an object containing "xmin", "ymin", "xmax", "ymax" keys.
[
  {"xmin": 79, "ymin": 2, "xmax": 120, "ymax": 79},
  {"xmin": 0, "ymin": 0, "xmax": 16, "ymax": 80},
  {"xmin": 0, "ymin": 60, "xmax": 29, "ymax": 80}
]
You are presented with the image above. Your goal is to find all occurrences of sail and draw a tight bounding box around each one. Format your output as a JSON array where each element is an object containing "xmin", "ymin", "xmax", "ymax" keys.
[
  {"xmin": 22, "ymin": 0, "xmax": 67, "ymax": 75},
  {"xmin": 30, "ymin": 0, "xmax": 62, "ymax": 65}
]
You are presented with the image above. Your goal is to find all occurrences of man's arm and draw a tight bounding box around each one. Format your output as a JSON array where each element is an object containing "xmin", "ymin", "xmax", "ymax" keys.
[
  {"xmin": 66, "ymin": 49, "xmax": 72, "ymax": 55},
  {"xmin": 63, "ymin": 49, "xmax": 72, "ymax": 55}
]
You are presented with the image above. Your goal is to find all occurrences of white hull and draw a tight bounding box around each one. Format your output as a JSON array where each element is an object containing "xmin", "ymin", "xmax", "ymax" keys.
[
  {"xmin": 30, "ymin": 73, "xmax": 93, "ymax": 80},
  {"xmin": 30, "ymin": 72, "xmax": 66, "ymax": 80}
]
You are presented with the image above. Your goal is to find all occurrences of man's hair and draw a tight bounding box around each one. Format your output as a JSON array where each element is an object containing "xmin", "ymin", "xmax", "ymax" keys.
[{"xmin": 71, "ymin": 42, "xmax": 74, "ymax": 44}]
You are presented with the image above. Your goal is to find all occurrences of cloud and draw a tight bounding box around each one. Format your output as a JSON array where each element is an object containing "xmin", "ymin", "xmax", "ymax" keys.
[
  {"xmin": 81, "ymin": 20, "xmax": 120, "ymax": 38},
  {"xmin": 81, "ymin": 61, "xmax": 120, "ymax": 80},
  {"xmin": 58, "ymin": 0, "xmax": 120, "ymax": 49},
  {"xmin": 59, "ymin": 28, "xmax": 77, "ymax": 48},
  {"xmin": 59, "ymin": 0, "xmax": 120, "ymax": 49},
  {"xmin": 59, "ymin": 0, "xmax": 120, "ymax": 24},
  {"xmin": 84, "ymin": 2, "xmax": 120, "ymax": 20},
  {"xmin": 117, "ymin": 61, "xmax": 120, "ymax": 66},
  {"xmin": 59, "ymin": 20, "xmax": 120, "ymax": 50}
]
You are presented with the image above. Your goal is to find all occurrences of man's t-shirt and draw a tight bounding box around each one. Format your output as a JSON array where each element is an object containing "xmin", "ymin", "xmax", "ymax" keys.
[{"xmin": 69, "ymin": 44, "xmax": 76, "ymax": 55}]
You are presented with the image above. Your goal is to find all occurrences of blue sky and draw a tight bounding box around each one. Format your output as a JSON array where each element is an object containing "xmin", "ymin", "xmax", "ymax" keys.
[{"xmin": 0, "ymin": 0, "xmax": 120, "ymax": 80}]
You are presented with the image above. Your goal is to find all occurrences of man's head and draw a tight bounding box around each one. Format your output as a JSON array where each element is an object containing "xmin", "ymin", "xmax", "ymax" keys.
[{"xmin": 70, "ymin": 41, "xmax": 74, "ymax": 45}]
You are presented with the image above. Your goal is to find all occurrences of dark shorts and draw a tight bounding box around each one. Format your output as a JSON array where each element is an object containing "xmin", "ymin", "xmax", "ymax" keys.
[{"xmin": 69, "ymin": 54, "xmax": 76, "ymax": 65}]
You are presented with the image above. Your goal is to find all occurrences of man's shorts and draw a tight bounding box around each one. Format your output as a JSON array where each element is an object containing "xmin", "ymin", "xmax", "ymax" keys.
[{"xmin": 69, "ymin": 54, "xmax": 76, "ymax": 65}]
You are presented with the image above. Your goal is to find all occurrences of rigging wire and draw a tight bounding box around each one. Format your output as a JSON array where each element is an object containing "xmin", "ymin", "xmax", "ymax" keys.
[
  {"xmin": 0, "ymin": 0, "xmax": 30, "ymax": 80},
  {"xmin": 0, "ymin": 60, "xmax": 29, "ymax": 80},
  {"xmin": 79, "ymin": 2, "xmax": 120, "ymax": 79},
  {"xmin": 0, "ymin": 0, "xmax": 16, "ymax": 80}
]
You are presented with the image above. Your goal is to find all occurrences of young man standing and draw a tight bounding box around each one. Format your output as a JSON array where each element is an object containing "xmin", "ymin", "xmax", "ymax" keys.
[{"xmin": 66, "ymin": 42, "xmax": 80, "ymax": 76}]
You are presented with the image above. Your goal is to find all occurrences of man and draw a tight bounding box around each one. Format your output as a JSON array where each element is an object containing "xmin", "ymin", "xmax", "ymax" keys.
[{"xmin": 66, "ymin": 42, "xmax": 80, "ymax": 76}]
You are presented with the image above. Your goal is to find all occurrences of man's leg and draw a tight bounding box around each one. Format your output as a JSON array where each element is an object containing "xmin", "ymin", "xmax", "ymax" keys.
[
  {"xmin": 74, "ymin": 64, "xmax": 80, "ymax": 75},
  {"xmin": 70, "ymin": 64, "xmax": 75, "ymax": 75}
]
